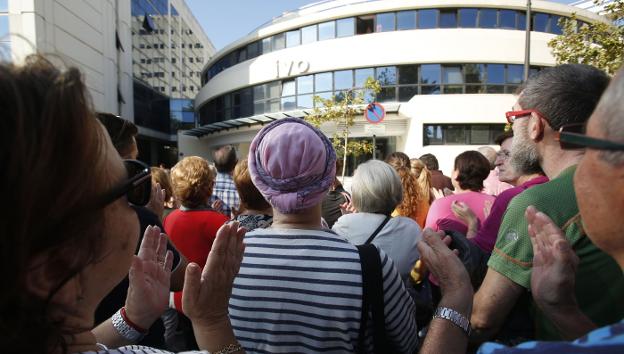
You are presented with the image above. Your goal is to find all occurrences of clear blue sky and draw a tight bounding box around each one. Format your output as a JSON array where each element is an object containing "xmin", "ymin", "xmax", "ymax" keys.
[{"xmin": 186, "ymin": 0, "xmax": 579, "ymax": 51}]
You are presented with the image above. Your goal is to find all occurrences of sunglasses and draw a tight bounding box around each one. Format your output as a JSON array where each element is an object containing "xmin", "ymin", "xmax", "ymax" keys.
[
  {"xmin": 559, "ymin": 125, "xmax": 624, "ymax": 151},
  {"xmin": 96, "ymin": 159, "xmax": 152, "ymax": 207}
]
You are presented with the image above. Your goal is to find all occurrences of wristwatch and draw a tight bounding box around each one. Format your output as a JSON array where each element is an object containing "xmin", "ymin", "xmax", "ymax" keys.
[
  {"xmin": 112, "ymin": 308, "xmax": 146, "ymax": 342},
  {"xmin": 433, "ymin": 306, "xmax": 471, "ymax": 337}
]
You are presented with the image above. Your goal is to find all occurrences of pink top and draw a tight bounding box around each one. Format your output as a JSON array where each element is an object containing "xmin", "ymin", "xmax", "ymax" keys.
[
  {"xmin": 482, "ymin": 170, "xmax": 513, "ymax": 196},
  {"xmin": 424, "ymin": 191, "xmax": 496, "ymax": 234}
]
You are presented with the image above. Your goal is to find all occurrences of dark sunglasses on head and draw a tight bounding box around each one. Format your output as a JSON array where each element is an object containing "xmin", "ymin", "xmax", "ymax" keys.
[
  {"xmin": 559, "ymin": 125, "xmax": 624, "ymax": 151},
  {"xmin": 97, "ymin": 159, "xmax": 152, "ymax": 207}
]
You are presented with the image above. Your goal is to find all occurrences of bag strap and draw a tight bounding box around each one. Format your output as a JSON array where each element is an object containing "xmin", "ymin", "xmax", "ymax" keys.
[
  {"xmin": 357, "ymin": 243, "xmax": 391, "ymax": 353},
  {"xmin": 364, "ymin": 215, "xmax": 391, "ymax": 245}
]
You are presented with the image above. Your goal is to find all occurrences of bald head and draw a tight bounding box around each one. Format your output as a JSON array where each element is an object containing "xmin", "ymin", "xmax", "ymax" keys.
[{"xmin": 478, "ymin": 146, "xmax": 497, "ymax": 169}]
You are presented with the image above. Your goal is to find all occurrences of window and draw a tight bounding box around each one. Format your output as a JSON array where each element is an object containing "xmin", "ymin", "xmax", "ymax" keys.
[
  {"xmin": 551, "ymin": 15, "xmax": 563, "ymax": 34},
  {"xmin": 398, "ymin": 65, "xmax": 418, "ymax": 84},
  {"xmin": 399, "ymin": 86, "xmax": 419, "ymax": 101},
  {"xmin": 355, "ymin": 68, "xmax": 374, "ymax": 87},
  {"xmin": 318, "ymin": 21, "xmax": 336, "ymax": 40},
  {"xmin": 189, "ymin": 57, "xmax": 194, "ymax": 63},
  {"xmin": 247, "ymin": 41, "xmax": 260, "ymax": 58},
  {"xmin": 533, "ymin": 13, "xmax": 550, "ymax": 32},
  {"xmin": 281, "ymin": 80, "xmax": 295, "ymax": 97},
  {"xmin": 376, "ymin": 87, "xmax": 396, "ymax": 102},
  {"xmin": 297, "ymin": 94, "xmax": 314, "ymax": 109},
  {"xmin": 418, "ymin": 9, "xmax": 438, "ymax": 29},
  {"xmin": 376, "ymin": 66, "xmax": 397, "ymax": 85},
  {"xmin": 464, "ymin": 64, "xmax": 485, "ymax": 83},
  {"xmin": 459, "ymin": 8, "xmax": 478, "ymax": 27},
  {"xmin": 262, "ymin": 37, "xmax": 272, "ymax": 53},
  {"xmin": 272, "ymin": 33, "xmax": 285, "ymax": 50},
  {"xmin": 499, "ymin": 10, "xmax": 516, "ymax": 29},
  {"xmin": 439, "ymin": 9, "xmax": 457, "ymax": 28},
  {"xmin": 253, "ymin": 84, "xmax": 266, "ymax": 100},
  {"xmin": 301, "ymin": 25, "xmax": 317, "ymax": 44},
  {"xmin": 286, "ymin": 30, "xmax": 300, "ymax": 47},
  {"xmin": 479, "ymin": 9, "xmax": 497, "ymax": 28},
  {"xmin": 517, "ymin": 11, "xmax": 527, "ymax": 31},
  {"xmin": 315, "ymin": 72, "xmax": 333, "ymax": 92},
  {"xmin": 397, "ymin": 11, "xmax": 416, "ymax": 30},
  {"xmin": 376, "ymin": 13, "xmax": 395, "ymax": 32},
  {"xmin": 443, "ymin": 65, "xmax": 463, "ymax": 93},
  {"xmin": 336, "ymin": 18, "xmax": 355, "ymax": 37},
  {"xmin": 357, "ymin": 15, "xmax": 375, "ymax": 34},
  {"xmin": 297, "ymin": 75, "xmax": 314, "ymax": 94},
  {"xmin": 486, "ymin": 64, "xmax": 505, "ymax": 84},
  {"xmin": 267, "ymin": 81, "xmax": 280, "ymax": 98},
  {"xmin": 421, "ymin": 64, "xmax": 441, "ymax": 94},
  {"xmin": 334, "ymin": 70, "xmax": 353, "ymax": 90},
  {"xmin": 506, "ymin": 64, "xmax": 523, "ymax": 84}
]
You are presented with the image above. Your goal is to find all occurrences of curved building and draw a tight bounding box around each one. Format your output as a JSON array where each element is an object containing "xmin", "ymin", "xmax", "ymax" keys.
[{"xmin": 183, "ymin": 0, "xmax": 603, "ymax": 174}]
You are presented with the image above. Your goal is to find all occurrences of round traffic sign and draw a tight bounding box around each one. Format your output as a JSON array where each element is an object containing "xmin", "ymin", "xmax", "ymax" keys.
[{"xmin": 364, "ymin": 102, "xmax": 385, "ymax": 124}]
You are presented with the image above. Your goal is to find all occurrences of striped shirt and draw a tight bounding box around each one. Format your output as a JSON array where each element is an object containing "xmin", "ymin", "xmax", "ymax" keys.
[
  {"xmin": 214, "ymin": 172, "xmax": 240, "ymax": 216},
  {"xmin": 229, "ymin": 228, "xmax": 418, "ymax": 353}
]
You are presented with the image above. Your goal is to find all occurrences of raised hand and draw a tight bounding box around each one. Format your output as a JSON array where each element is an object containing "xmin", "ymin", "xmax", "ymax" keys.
[
  {"xmin": 431, "ymin": 188, "xmax": 445, "ymax": 200},
  {"xmin": 451, "ymin": 201, "xmax": 477, "ymax": 225},
  {"xmin": 146, "ymin": 182, "xmax": 166, "ymax": 220},
  {"xmin": 182, "ymin": 221, "xmax": 246, "ymax": 328},
  {"xmin": 527, "ymin": 206, "xmax": 579, "ymax": 309},
  {"xmin": 125, "ymin": 225, "xmax": 173, "ymax": 329}
]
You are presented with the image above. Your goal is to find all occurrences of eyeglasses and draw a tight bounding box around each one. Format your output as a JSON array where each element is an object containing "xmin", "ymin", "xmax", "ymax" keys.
[
  {"xmin": 496, "ymin": 150, "xmax": 511, "ymax": 160},
  {"xmin": 505, "ymin": 109, "xmax": 547, "ymax": 125},
  {"xmin": 559, "ymin": 126, "xmax": 624, "ymax": 151},
  {"xmin": 96, "ymin": 159, "xmax": 152, "ymax": 207}
]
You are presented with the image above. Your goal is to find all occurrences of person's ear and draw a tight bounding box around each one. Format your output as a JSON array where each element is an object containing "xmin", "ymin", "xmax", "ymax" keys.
[
  {"xmin": 528, "ymin": 114, "xmax": 544, "ymax": 141},
  {"xmin": 25, "ymin": 255, "xmax": 83, "ymax": 307}
]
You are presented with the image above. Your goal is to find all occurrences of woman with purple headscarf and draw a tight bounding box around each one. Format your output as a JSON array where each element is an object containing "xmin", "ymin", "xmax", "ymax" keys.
[{"xmin": 229, "ymin": 118, "xmax": 418, "ymax": 353}]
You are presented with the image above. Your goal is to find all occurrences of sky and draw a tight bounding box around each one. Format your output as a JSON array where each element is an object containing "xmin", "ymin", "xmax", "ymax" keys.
[{"xmin": 186, "ymin": 0, "xmax": 580, "ymax": 51}]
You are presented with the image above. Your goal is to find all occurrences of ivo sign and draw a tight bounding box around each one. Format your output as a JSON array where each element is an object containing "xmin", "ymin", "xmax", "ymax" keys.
[{"xmin": 276, "ymin": 60, "xmax": 310, "ymax": 78}]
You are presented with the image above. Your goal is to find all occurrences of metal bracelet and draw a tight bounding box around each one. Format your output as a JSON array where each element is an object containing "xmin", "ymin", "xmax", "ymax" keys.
[
  {"xmin": 433, "ymin": 306, "xmax": 471, "ymax": 337},
  {"xmin": 111, "ymin": 308, "xmax": 145, "ymax": 342}
]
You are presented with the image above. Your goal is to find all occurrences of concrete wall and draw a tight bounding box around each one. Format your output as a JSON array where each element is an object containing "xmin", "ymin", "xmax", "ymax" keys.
[{"xmin": 8, "ymin": 0, "xmax": 133, "ymax": 119}]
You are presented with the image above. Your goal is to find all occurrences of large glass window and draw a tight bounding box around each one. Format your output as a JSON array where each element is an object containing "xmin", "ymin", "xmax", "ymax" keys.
[
  {"xmin": 551, "ymin": 15, "xmax": 563, "ymax": 34},
  {"xmin": 533, "ymin": 13, "xmax": 550, "ymax": 32},
  {"xmin": 315, "ymin": 72, "xmax": 333, "ymax": 92},
  {"xmin": 398, "ymin": 65, "xmax": 418, "ymax": 84},
  {"xmin": 272, "ymin": 33, "xmax": 285, "ymax": 50},
  {"xmin": 376, "ymin": 13, "xmax": 396, "ymax": 32},
  {"xmin": 253, "ymin": 84, "xmax": 266, "ymax": 100},
  {"xmin": 281, "ymin": 80, "xmax": 295, "ymax": 97},
  {"xmin": 445, "ymin": 125, "xmax": 467, "ymax": 144},
  {"xmin": 486, "ymin": 64, "xmax": 505, "ymax": 84},
  {"xmin": 443, "ymin": 65, "xmax": 463, "ymax": 93},
  {"xmin": 318, "ymin": 21, "xmax": 336, "ymax": 40},
  {"xmin": 336, "ymin": 18, "xmax": 355, "ymax": 37},
  {"xmin": 301, "ymin": 25, "xmax": 317, "ymax": 44},
  {"xmin": 479, "ymin": 9, "xmax": 497, "ymax": 28},
  {"xmin": 355, "ymin": 68, "xmax": 374, "ymax": 87},
  {"xmin": 247, "ymin": 41, "xmax": 260, "ymax": 58},
  {"xmin": 357, "ymin": 15, "xmax": 375, "ymax": 34},
  {"xmin": 421, "ymin": 64, "xmax": 441, "ymax": 84},
  {"xmin": 334, "ymin": 70, "xmax": 353, "ymax": 90},
  {"xmin": 464, "ymin": 64, "xmax": 485, "ymax": 84},
  {"xmin": 267, "ymin": 81, "xmax": 280, "ymax": 99},
  {"xmin": 418, "ymin": 9, "xmax": 438, "ymax": 29},
  {"xmin": 286, "ymin": 30, "xmax": 300, "ymax": 47},
  {"xmin": 261, "ymin": 37, "xmax": 272, "ymax": 53},
  {"xmin": 459, "ymin": 8, "xmax": 478, "ymax": 28},
  {"xmin": 506, "ymin": 64, "xmax": 523, "ymax": 84},
  {"xmin": 376, "ymin": 87, "xmax": 396, "ymax": 102},
  {"xmin": 439, "ymin": 9, "xmax": 457, "ymax": 28},
  {"xmin": 376, "ymin": 66, "xmax": 397, "ymax": 85},
  {"xmin": 499, "ymin": 10, "xmax": 516, "ymax": 29},
  {"xmin": 281, "ymin": 96, "xmax": 296, "ymax": 111},
  {"xmin": 0, "ymin": 15, "xmax": 7, "ymax": 37},
  {"xmin": 397, "ymin": 10, "xmax": 416, "ymax": 30},
  {"xmin": 399, "ymin": 86, "xmax": 419, "ymax": 101},
  {"xmin": 297, "ymin": 75, "xmax": 314, "ymax": 94},
  {"xmin": 517, "ymin": 11, "xmax": 527, "ymax": 31},
  {"xmin": 297, "ymin": 94, "xmax": 314, "ymax": 109}
]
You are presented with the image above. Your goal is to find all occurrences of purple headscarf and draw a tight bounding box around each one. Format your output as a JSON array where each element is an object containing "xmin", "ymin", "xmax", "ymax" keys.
[{"xmin": 248, "ymin": 118, "xmax": 336, "ymax": 214}]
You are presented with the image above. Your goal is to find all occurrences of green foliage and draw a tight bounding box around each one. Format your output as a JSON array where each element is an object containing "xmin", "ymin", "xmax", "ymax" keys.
[
  {"xmin": 305, "ymin": 77, "xmax": 381, "ymax": 159},
  {"xmin": 548, "ymin": 0, "xmax": 624, "ymax": 75}
]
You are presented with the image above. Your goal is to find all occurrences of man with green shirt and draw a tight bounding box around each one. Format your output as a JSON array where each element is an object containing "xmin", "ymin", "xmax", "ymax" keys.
[{"xmin": 469, "ymin": 64, "xmax": 624, "ymax": 344}]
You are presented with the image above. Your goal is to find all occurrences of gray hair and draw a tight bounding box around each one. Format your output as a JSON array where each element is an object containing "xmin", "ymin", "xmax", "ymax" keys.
[
  {"xmin": 519, "ymin": 64, "xmax": 610, "ymax": 130},
  {"xmin": 477, "ymin": 146, "xmax": 497, "ymax": 169},
  {"xmin": 352, "ymin": 160, "xmax": 402, "ymax": 215},
  {"xmin": 594, "ymin": 66, "xmax": 624, "ymax": 165}
]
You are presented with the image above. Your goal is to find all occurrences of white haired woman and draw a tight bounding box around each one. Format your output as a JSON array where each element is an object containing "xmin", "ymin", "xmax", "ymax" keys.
[{"xmin": 332, "ymin": 160, "xmax": 423, "ymax": 283}]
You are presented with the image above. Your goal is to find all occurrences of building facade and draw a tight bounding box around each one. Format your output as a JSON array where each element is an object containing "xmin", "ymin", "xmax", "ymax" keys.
[
  {"xmin": 2, "ymin": 0, "xmax": 214, "ymax": 167},
  {"xmin": 186, "ymin": 0, "xmax": 604, "ymax": 175}
]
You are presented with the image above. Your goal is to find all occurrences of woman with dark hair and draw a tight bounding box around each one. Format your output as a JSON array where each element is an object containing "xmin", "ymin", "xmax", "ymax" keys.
[
  {"xmin": 386, "ymin": 152, "xmax": 429, "ymax": 227},
  {"xmin": 1, "ymin": 56, "xmax": 245, "ymax": 354},
  {"xmin": 424, "ymin": 150, "xmax": 496, "ymax": 234}
]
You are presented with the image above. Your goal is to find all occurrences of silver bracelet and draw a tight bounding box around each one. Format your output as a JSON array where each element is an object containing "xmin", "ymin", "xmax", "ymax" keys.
[
  {"xmin": 112, "ymin": 308, "xmax": 146, "ymax": 342},
  {"xmin": 213, "ymin": 343, "xmax": 243, "ymax": 354},
  {"xmin": 433, "ymin": 306, "xmax": 471, "ymax": 337}
]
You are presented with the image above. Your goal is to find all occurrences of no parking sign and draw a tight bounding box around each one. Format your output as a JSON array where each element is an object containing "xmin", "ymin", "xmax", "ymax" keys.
[{"xmin": 364, "ymin": 102, "xmax": 385, "ymax": 124}]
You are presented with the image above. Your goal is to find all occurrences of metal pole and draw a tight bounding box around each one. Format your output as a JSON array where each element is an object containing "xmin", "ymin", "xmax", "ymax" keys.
[
  {"xmin": 524, "ymin": 0, "xmax": 532, "ymax": 81},
  {"xmin": 372, "ymin": 134, "xmax": 376, "ymax": 160}
]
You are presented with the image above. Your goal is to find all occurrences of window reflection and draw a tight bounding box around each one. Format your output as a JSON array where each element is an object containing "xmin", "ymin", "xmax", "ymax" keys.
[
  {"xmin": 301, "ymin": 25, "xmax": 317, "ymax": 44},
  {"xmin": 479, "ymin": 9, "xmax": 497, "ymax": 28},
  {"xmin": 297, "ymin": 75, "xmax": 314, "ymax": 94},
  {"xmin": 376, "ymin": 13, "xmax": 396, "ymax": 32},
  {"xmin": 337, "ymin": 18, "xmax": 355, "ymax": 37},
  {"xmin": 286, "ymin": 30, "xmax": 300, "ymax": 47},
  {"xmin": 459, "ymin": 8, "xmax": 478, "ymax": 27},
  {"xmin": 418, "ymin": 9, "xmax": 438, "ymax": 29},
  {"xmin": 334, "ymin": 70, "xmax": 353, "ymax": 90},
  {"xmin": 315, "ymin": 72, "xmax": 333, "ymax": 92},
  {"xmin": 439, "ymin": 9, "xmax": 457, "ymax": 28},
  {"xmin": 318, "ymin": 21, "xmax": 336, "ymax": 40},
  {"xmin": 486, "ymin": 64, "xmax": 505, "ymax": 84},
  {"xmin": 397, "ymin": 11, "xmax": 416, "ymax": 30},
  {"xmin": 499, "ymin": 10, "xmax": 516, "ymax": 29},
  {"xmin": 355, "ymin": 68, "xmax": 375, "ymax": 87},
  {"xmin": 376, "ymin": 66, "xmax": 397, "ymax": 85}
]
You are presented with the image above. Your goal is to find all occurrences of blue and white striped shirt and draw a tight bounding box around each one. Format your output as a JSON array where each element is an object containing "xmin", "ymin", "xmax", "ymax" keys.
[{"xmin": 229, "ymin": 228, "xmax": 418, "ymax": 353}]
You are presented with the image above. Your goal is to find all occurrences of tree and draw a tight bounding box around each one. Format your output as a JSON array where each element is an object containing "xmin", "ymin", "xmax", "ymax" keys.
[
  {"xmin": 548, "ymin": 0, "xmax": 624, "ymax": 75},
  {"xmin": 305, "ymin": 77, "xmax": 381, "ymax": 179}
]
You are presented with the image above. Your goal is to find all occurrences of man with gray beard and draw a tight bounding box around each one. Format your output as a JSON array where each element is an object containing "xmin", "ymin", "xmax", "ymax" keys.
[{"xmin": 468, "ymin": 64, "xmax": 624, "ymax": 345}]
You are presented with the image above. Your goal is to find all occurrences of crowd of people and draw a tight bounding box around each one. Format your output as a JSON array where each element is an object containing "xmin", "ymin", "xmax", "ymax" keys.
[{"xmin": 3, "ymin": 54, "xmax": 624, "ymax": 354}]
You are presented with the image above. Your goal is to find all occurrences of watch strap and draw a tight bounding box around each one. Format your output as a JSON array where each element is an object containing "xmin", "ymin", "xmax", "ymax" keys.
[
  {"xmin": 112, "ymin": 308, "xmax": 146, "ymax": 342},
  {"xmin": 433, "ymin": 306, "xmax": 471, "ymax": 336}
]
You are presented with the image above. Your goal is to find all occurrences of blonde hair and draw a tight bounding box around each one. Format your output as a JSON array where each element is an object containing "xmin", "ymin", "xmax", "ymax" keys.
[
  {"xmin": 410, "ymin": 158, "xmax": 432, "ymax": 203},
  {"xmin": 233, "ymin": 159, "xmax": 270, "ymax": 211},
  {"xmin": 171, "ymin": 156, "xmax": 215, "ymax": 208},
  {"xmin": 150, "ymin": 166, "xmax": 173, "ymax": 203},
  {"xmin": 386, "ymin": 153, "xmax": 422, "ymax": 217}
]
